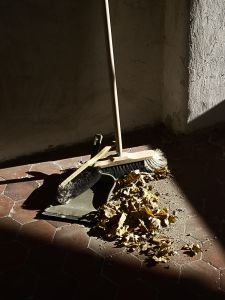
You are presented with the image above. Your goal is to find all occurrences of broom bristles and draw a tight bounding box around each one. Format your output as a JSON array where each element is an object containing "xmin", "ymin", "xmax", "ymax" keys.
[{"xmin": 95, "ymin": 149, "xmax": 167, "ymax": 169}]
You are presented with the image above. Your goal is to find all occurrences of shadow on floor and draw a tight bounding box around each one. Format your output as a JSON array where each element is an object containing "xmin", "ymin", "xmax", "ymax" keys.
[
  {"xmin": 0, "ymin": 122, "xmax": 225, "ymax": 299},
  {"xmin": 0, "ymin": 220, "xmax": 224, "ymax": 300},
  {"xmin": 157, "ymin": 124, "xmax": 225, "ymax": 248}
]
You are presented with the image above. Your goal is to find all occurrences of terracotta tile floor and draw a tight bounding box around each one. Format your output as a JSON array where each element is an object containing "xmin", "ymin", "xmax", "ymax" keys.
[{"xmin": 0, "ymin": 124, "xmax": 225, "ymax": 300}]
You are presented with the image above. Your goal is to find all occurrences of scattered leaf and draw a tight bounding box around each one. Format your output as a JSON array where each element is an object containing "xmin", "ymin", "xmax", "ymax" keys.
[{"xmin": 182, "ymin": 243, "xmax": 202, "ymax": 256}]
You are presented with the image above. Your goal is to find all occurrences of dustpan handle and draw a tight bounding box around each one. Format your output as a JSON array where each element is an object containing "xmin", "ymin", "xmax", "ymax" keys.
[
  {"xmin": 59, "ymin": 145, "xmax": 112, "ymax": 188},
  {"xmin": 104, "ymin": 0, "xmax": 123, "ymax": 156}
]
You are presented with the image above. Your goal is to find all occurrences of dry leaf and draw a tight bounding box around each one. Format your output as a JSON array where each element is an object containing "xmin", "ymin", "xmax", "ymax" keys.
[
  {"xmin": 89, "ymin": 170, "xmax": 177, "ymax": 264},
  {"xmin": 182, "ymin": 243, "xmax": 202, "ymax": 256},
  {"xmin": 104, "ymin": 207, "xmax": 117, "ymax": 218}
]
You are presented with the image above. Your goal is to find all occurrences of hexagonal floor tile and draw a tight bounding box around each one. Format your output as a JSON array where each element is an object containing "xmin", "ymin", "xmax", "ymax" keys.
[
  {"xmin": 46, "ymin": 219, "xmax": 70, "ymax": 229},
  {"xmin": 102, "ymin": 251, "xmax": 141, "ymax": 286},
  {"xmin": 19, "ymin": 220, "xmax": 56, "ymax": 246},
  {"xmin": 0, "ymin": 217, "xmax": 21, "ymax": 244},
  {"xmin": 4, "ymin": 181, "xmax": 38, "ymax": 201},
  {"xmin": 186, "ymin": 215, "xmax": 215, "ymax": 242},
  {"xmin": 202, "ymin": 239, "xmax": 225, "ymax": 270},
  {"xmin": 10, "ymin": 200, "xmax": 38, "ymax": 224},
  {"xmin": 88, "ymin": 237, "xmax": 124, "ymax": 258},
  {"xmin": 140, "ymin": 260, "xmax": 180, "ymax": 288},
  {"xmin": 30, "ymin": 161, "xmax": 61, "ymax": 175},
  {"xmin": 170, "ymin": 240, "xmax": 202, "ymax": 266},
  {"xmin": 55, "ymin": 156, "xmax": 82, "ymax": 170},
  {"xmin": 0, "ymin": 176, "xmax": 6, "ymax": 194},
  {"xmin": 0, "ymin": 164, "xmax": 31, "ymax": 179},
  {"xmin": 53, "ymin": 224, "xmax": 90, "ymax": 252},
  {"xmin": 180, "ymin": 260, "xmax": 220, "ymax": 291},
  {"xmin": 0, "ymin": 194, "xmax": 14, "ymax": 218}
]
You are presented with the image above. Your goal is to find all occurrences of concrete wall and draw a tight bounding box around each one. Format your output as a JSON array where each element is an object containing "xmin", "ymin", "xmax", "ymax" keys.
[
  {"xmin": 162, "ymin": 0, "xmax": 189, "ymax": 132},
  {"xmin": 188, "ymin": 0, "xmax": 225, "ymax": 130},
  {"xmin": 163, "ymin": 0, "xmax": 225, "ymax": 133},
  {"xmin": 0, "ymin": 0, "xmax": 225, "ymax": 163},
  {"xmin": 0, "ymin": 0, "xmax": 164, "ymax": 162}
]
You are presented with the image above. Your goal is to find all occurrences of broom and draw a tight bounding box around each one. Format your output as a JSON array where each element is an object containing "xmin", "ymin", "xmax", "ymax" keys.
[
  {"xmin": 56, "ymin": 0, "xmax": 167, "ymax": 204},
  {"xmin": 94, "ymin": 0, "xmax": 168, "ymax": 175}
]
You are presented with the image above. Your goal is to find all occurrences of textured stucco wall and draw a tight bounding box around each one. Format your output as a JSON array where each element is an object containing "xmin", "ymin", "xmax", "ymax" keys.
[
  {"xmin": 162, "ymin": 0, "xmax": 189, "ymax": 132},
  {"xmin": 1, "ymin": 0, "xmax": 224, "ymax": 163},
  {"xmin": 188, "ymin": 0, "xmax": 225, "ymax": 130},
  {"xmin": 0, "ymin": 0, "xmax": 164, "ymax": 162},
  {"xmin": 163, "ymin": 0, "xmax": 225, "ymax": 133}
]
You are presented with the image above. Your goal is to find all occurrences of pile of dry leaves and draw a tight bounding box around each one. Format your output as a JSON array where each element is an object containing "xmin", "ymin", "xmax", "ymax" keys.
[{"xmin": 89, "ymin": 168, "xmax": 181, "ymax": 264}]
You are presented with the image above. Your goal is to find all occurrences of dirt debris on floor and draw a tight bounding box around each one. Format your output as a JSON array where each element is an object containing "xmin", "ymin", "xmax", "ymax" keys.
[{"xmin": 88, "ymin": 168, "xmax": 202, "ymax": 265}]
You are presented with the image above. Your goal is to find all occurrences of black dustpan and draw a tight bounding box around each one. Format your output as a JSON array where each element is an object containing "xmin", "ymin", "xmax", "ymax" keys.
[{"xmin": 42, "ymin": 172, "xmax": 115, "ymax": 222}]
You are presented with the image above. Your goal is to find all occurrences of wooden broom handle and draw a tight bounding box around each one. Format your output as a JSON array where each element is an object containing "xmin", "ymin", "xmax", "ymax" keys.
[
  {"xmin": 59, "ymin": 145, "xmax": 112, "ymax": 188},
  {"xmin": 104, "ymin": 0, "xmax": 123, "ymax": 156}
]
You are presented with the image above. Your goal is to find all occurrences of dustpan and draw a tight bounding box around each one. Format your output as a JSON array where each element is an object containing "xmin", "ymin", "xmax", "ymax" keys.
[{"xmin": 42, "ymin": 171, "xmax": 116, "ymax": 222}]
